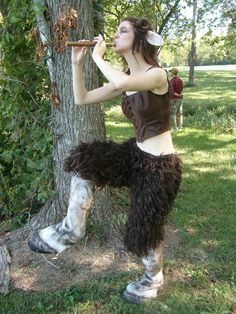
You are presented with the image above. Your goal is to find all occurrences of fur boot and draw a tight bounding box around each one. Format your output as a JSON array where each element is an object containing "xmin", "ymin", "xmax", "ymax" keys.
[
  {"xmin": 123, "ymin": 245, "xmax": 164, "ymax": 304},
  {"xmin": 28, "ymin": 175, "xmax": 94, "ymax": 254}
]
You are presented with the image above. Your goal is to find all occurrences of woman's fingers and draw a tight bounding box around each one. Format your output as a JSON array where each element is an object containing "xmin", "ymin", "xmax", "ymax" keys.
[
  {"xmin": 71, "ymin": 42, "xmax": 88, "ymax": 64},
  {"xmin": 82, "ymin": 46, "xmax": 87, "ymax": 55},
  {"xmin": 94, "ymin": 34, "xmax": 104, "ymax": 45}
]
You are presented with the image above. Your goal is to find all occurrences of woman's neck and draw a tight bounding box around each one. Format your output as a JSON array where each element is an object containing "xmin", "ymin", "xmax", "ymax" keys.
[{"xmin": 123, "ymin": 51, "xmax": 150, "ymax": 74}]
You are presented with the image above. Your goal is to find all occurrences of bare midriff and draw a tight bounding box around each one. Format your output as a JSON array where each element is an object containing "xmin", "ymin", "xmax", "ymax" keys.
[{"xmin": 137, "ymin": 130, "xmax": 175, "ymax": 156}]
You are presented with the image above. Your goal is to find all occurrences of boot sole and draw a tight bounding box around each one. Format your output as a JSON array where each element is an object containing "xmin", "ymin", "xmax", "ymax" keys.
[{"xmin": 123, "ymin": 290, "xmax": 156, "ymax": 304}]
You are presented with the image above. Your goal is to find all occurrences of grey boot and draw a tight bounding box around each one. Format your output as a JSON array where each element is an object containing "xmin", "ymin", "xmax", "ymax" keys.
[
  {"xmin": 28, "ymin": 175, "xmax": 94, "ymax": 254},
  {"xmin": 123, "ymin": 245, "xmax": 164, "ymax": 304}
]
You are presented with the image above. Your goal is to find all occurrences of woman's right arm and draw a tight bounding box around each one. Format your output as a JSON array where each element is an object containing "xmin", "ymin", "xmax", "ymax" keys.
[{"xmin": 72, "ymin": 45, "xmax": 121, "ymax": 105}]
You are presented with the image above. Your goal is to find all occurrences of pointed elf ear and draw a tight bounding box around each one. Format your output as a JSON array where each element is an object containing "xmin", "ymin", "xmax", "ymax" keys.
[{"xmin": 146, "ymin": 31, "xmax": 164, "ymax": 46}]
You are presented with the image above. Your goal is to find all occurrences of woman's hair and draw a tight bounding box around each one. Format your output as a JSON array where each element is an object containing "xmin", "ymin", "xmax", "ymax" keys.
[{"xmin": 121, "ymin": 17, "xmax": 160, "ymax": 71}]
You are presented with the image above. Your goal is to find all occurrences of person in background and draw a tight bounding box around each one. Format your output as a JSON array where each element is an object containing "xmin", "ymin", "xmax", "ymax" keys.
[{"xmin": 169, "ymin": 68, "xmax": 183, "ymax": 130}]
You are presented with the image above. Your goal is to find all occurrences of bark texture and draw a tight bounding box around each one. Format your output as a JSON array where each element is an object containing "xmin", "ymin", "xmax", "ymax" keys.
[
  {"xmin": 0, "ymin": 245, "xmax": 11, "ymax": 295},
  {"xmin": 2, "ymin": 0, "xmax": 110, "ymax": 242},
  {"xmin": 29, "ymin": 0, "xmax": 110, "ymax": 232}
]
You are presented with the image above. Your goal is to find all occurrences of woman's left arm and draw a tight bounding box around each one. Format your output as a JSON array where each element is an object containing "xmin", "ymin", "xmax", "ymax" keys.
[
  {"xmin": 92, "ymin": 36, "xmax": 127, "ymax": 88},
  {"xmin": 93, "ymin": 35, "xmax": 166, "ymax": 92}
]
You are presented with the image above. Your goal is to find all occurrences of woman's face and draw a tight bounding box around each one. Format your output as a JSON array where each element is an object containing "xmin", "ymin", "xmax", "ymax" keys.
[{"xmin": 114, "ymin": 21, "xmax": 135, "ymax": 54}]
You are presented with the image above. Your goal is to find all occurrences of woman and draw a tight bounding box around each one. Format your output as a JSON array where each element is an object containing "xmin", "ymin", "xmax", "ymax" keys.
[{"xmin": 28, "ymin": 17, "xmax": 182, "ymax": 304}]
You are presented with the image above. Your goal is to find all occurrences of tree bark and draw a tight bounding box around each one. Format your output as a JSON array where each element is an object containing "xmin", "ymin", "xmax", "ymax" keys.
[
  {"xmin": 188, "ymin": 0, "xmax": 198, "ymax": 86},
  {"xmin": 0, "ymin": 245, "xmax": 11, "ymax": 295},
  {"xmin": 2, "ymin": 0, "xmax": 111, "ymax": 242},
  {"xmin": 32, "ymin": 0, "xmax": 111, "ymax": 229}
]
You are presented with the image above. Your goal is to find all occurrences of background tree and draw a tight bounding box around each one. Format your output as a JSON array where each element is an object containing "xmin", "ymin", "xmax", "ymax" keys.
[{"xmin": 188, "ymin": 0, "xmax": 198, "ymax": 86}]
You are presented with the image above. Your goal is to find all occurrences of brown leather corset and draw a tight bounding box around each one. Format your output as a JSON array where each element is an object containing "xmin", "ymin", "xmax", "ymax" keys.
[{"xmin": 121, "ymin": 90, "xmax": 170, "ymax": 143}]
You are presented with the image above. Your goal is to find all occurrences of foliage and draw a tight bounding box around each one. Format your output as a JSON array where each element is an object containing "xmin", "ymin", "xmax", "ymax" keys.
[
  {"xmin": 196, "ymin": 33, "xmax": 236, "ymax": 65},
  {"xmin": 102, "ymin": 0, "xmax": 192, "ymax": 42},
  {"xmin": 0, "ymin": 0, "xmax": 53, "ymax": 226},
  {"xmin": 201, "ymin": 0, "xmax": 236, "ymax": 43},
  {"xmin": 184, "ymin": 104, "xmax": 236, "ymax": 133},
  {"xmin": 193, "ymin": 0, "xmax": 236, "ymax": 66},
  {"xmin": 160, "ymin": 33, "xmax": 236, "ymax": 67},
  {"xmin": 161, "ymin": 39, "xmax": 191, "ymax": 66}
]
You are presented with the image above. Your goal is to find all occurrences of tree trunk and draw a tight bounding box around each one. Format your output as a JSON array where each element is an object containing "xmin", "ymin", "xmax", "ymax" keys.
[
  {"xmin": 188, "ymin": 0, "xmax": 198, "ymax": 86},
  {"xmin": 35, "ymin": 0, "xmax": 111, "ymax": 228},
  {"xmin": 3, "ymin": 0, "xmax": 111, "ymax": 242}
]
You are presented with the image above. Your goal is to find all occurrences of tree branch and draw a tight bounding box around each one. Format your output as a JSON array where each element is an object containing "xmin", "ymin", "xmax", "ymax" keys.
[
  {"xmin": 158, "ymin": 0, "xmax": 181, "ymax": 34},
  {"xmin": 32, "ymin": 0, "xmax": 53, "ymax": 82}
]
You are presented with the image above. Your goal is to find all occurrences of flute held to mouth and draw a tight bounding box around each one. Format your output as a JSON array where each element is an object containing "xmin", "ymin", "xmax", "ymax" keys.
[{"xmin": 66, "ymin": 41, "xmax": 114, "ymax": 47}]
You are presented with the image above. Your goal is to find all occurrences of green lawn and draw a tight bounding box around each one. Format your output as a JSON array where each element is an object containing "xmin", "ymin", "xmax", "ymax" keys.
[
  {"xmin": 180, "ymin": 66, "xmax": 236, "ymax": 107},
  {"xmin": 1, "ymin": 67, "xmax": 236, "ymax": 313}
]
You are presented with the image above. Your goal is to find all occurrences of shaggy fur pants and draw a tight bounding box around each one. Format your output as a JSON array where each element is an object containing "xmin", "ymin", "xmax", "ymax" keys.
[{"xmin": 64, "ymin": 137, "xmax": 182, "ymax": 257}]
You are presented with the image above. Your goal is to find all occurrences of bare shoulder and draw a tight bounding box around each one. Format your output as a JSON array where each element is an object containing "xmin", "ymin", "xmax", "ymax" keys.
[
  {"xmin": 148, "ymin": 67, "xmax": 168, "ymax": 91},
  {"xmin": 121, "ymin": 66, "xmax": 168, "ymax": 93},
  {"xmin": 144, "ymin": 67, "xmax": 168, "ymax": 84},
  {"xmin": 148, "ymin": 67, "xmax": 167, "ymax": 77}
]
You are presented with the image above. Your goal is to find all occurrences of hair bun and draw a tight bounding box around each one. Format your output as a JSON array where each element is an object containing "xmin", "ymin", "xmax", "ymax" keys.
[{"xmin": 136, "ymin": 18, "xmax": 151, "ymax": 31}]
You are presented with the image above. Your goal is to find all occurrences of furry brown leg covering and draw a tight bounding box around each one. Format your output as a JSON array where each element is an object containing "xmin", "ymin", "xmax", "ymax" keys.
[
  {"xmin": 64, "ymin": 139, "xmax": 134, "ymax": 188},
  {"xmin": 63, "ymin": 138, "xmax": 182, "ymax": 257},
  {"xmin": 124, "ymin": 145, "xmax": 182, "ymax": 257}
]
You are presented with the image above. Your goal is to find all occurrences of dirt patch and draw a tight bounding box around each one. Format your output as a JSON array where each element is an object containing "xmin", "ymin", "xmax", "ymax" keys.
[{"xmin": 6, "ymin": 225, "xmax": 180, "ymax": 293}]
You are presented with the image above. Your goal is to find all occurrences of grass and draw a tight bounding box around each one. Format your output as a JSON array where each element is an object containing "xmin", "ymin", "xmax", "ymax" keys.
[
  {"xmin": 174, "ymin": 66, "xmax": 236, "ymax": 133},
  {"xmin": 183, "ymin": 70, "xmax": 236, "ymax": 106},
  {"xmin": 1, "ymin": 66, "xmax": 236, "ymax": 313}
]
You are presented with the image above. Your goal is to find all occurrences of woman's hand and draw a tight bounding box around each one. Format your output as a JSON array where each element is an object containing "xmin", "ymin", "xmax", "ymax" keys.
[
  {"xmin": 71, "ymin": 40, "xmax": 89, "ymax": 65},
  {"xmin": 92, "ymin": 34, "xmax": 106, "ymax": 61}
]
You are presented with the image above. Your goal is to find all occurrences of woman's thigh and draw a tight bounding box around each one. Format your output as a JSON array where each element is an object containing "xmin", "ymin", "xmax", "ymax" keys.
[{"xmin": 64, "ymin": 138, "xmax": 135, "ymax": 188}]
